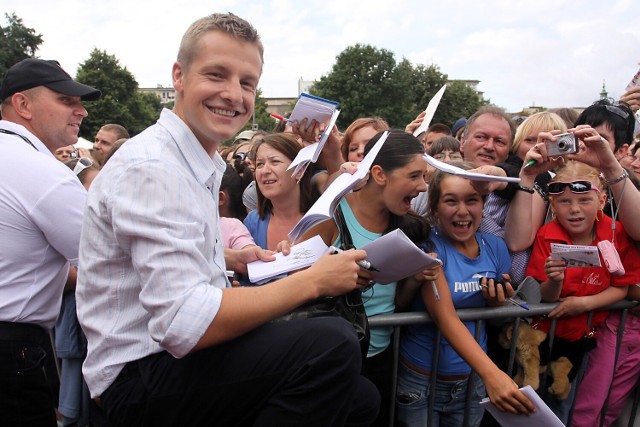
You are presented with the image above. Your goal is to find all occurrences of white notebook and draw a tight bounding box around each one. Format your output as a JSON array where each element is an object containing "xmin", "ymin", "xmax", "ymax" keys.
[{"xmin": 247, "ymin": 235, "xmax": 328, "ymax": 284}]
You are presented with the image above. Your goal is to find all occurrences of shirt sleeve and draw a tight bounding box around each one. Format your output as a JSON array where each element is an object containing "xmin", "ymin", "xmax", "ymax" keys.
[
  {"xmin": 30, "ymin": 174, "xmax": 87, "ymax": 265},
  {"xmin": 525, "ymin": 229, "xmax": 549, "ymax": 282},
  {"xmin": 612, "ymin": 222, "xmax": 640, "ymax": 286},
  {"xmin": 224, "ymin": 218, "xmax": 256, "ymax": 250},
  {"xmin": 110, "ymin": 159, "xmax": 222, "ymax": 357}
]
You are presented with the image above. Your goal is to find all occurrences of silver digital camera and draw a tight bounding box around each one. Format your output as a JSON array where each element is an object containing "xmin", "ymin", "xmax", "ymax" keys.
[{"xmin": 545, "ymin": 132, "xmax": 578, "ymax": 157}]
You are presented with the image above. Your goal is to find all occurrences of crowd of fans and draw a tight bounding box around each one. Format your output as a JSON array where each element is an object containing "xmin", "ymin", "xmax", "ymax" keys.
[{"xmin": 3, "ymin": 11, "xmax": 640, "ymax": 427}]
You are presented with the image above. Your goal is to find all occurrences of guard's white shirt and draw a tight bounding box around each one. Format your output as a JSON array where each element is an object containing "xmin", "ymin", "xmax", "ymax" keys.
[{"xmin": 0, "ymin": 120, "xmax": 87, "ymax": 329}]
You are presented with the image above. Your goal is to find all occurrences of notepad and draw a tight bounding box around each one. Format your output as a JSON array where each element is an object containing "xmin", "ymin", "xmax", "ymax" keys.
[
  {"xmin": 480, "ymin": 385, "xmax": 564, "ymax": 426},
  {"xmin": 360, "ymin": 229, "xmax": 442, "ymax": 284},
  {"xmin": 288, "ymin": 108, "xmax": 341, "ymax": 179},
  {"xmin": 247, "ymin": 235, "xmax": 328, "ymax": 284},
  {"xmin": 287, "ymin": 93, "xmax": 339, "ymax": 127}
]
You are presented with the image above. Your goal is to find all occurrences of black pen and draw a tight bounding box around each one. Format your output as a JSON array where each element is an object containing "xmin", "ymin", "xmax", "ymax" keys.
[{"xmin": 328, "ymin": 246, "xmax": 380, "ymax": 272}]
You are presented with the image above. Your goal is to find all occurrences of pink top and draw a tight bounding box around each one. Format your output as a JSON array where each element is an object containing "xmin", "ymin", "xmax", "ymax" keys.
[{"xmin": 220, "ymin": 217, "xmax": 256, "ymax": 250}]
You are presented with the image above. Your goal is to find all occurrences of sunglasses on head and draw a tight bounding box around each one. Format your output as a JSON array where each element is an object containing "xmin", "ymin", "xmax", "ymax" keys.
[
  {"xmin": 548, "ymin": 180, "xmax": 600, "ymax": 195},
  {"xmin": 605, "ymin": 104, "xmax": 630, "ymax": 120}
]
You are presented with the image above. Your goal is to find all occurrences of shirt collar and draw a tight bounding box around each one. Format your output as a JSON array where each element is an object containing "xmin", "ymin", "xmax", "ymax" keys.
[
  {"xmin": 0, "ymin": 120, "xmax": 55, "ymax": 158},
  {"xmin": 156, "ymin": 109, "xmax": 226, "ymax": 185}
]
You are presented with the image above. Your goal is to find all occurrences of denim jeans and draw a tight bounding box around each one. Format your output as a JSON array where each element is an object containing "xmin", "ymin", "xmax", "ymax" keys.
[{"xmin": 396, "ymin": 361, "xmax": 486, "ymax": 427}]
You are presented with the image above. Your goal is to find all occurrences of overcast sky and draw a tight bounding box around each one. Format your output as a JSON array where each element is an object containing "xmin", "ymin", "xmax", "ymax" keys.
[{"xmin": 6, "ymin": 0, "xmax": 639, "ymax": 113}]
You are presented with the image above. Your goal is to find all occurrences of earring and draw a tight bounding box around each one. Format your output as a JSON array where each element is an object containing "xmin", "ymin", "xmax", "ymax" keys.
[{"xmin": 596, "ymin": 209, "xmax": 603, "ymax": 222}]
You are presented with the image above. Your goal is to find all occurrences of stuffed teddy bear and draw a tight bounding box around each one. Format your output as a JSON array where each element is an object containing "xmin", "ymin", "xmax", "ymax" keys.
[{"xmin": 498, "ymin": 322, "xmax": 574, "ymax": 400}]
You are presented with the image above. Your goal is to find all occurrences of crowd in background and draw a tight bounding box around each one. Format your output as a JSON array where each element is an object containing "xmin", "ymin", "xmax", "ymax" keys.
[{"xmin": 3, "ymin": 11, "xmax": 640, "ymax": 427}]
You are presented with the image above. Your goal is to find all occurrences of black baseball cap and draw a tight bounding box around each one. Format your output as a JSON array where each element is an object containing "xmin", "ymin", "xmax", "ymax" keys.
[{"xmin": 0, "ymin": 58, "xmax": 101, "ymax": 101}]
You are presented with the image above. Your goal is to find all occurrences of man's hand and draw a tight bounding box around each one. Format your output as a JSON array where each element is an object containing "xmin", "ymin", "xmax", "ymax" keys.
[
  {"xmin": 468, "ymin": 165, "xmax": 507, "ymax": 194},
  {"xmin": 225, "ymin": 246, "xmax": 275, "ymax": 275},
  {"xmin": 306, "ymin": 249, "xmax": 368, "ymax": 297}
]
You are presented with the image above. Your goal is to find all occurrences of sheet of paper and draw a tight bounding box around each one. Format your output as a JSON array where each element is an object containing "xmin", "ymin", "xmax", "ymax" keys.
[
  {"xmin": 288, "ymin": 131, "xmax": 390, "ymax": 243},
  {"xmin": 413, "ymin": 84, "xmax": 447, "ymax": 137},
  {"xmin": 550, "ymin": 243, "xmax": 601, "ymax": 268},
  {"xmin": 247, "ymin": 235, "xmax": 328, "ymax": 284},
  {"xmin": 360, "ymin": 229, "xmax": 442, "ymax": 284},
  {"xmin": 480, "ymin": 385, "xmax": 564, "ymax": 427},
  {"xmin": 626, "ymin": 63, "xmax": 640, "ymax": 91},
  {"xmin": 424, "ymin": 154, "xmax": 521, "ymax": 183},
  {"xmin": 288, "ymin": 108, "xmax": 341, "ymax": 178}
]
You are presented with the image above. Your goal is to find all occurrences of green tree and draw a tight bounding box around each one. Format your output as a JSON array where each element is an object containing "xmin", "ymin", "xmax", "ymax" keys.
[
  {"xmin": 75, "ymin": 48, "xmax": 161, "ymax": 138},
  {"xmin": 437, "ymin": 80, "xmax": 486, "ymax": 127},
  {"xmin": 311, "ymin": 44, "xmax": 413, "ymax": 129},
  {"xmin": 407, "ymin": 64, "xmax": 485, "ymax": 126},
  {"xmin": 0, "ymin": 13, "xmax": 43, "ymax": 76}
]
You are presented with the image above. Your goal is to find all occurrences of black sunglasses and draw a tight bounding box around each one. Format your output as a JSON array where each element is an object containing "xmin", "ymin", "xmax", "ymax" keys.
[
  {"xmin": 548, "ymin": 180, "xmax": 600, "ymax": 195},
  {"xmin": 233, "ymin": 152, "xmax": 253, "ymax": 161}
]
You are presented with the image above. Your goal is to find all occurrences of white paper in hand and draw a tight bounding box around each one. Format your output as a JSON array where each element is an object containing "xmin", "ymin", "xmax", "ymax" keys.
[
  {"xmin": 413, "ymin": 84, "xmax": 447, "ymax": 137},
  {"xmin": 288, "ymin": 131, "xmax": 389, "ymax": 243},
  {"xmin": 361, "ymin": 229, "xmax": 442, "ymax": 284},
  {"xmin": 424, "ymin": 154, "xmax": 521, "ymax": 183},
  {"xmin": 480, "ymin": 385, "xmax": 563, "ymax": 426},
  {"xmin": 247, "ymin": 235, "xmax": 328, "ymax": 284}
]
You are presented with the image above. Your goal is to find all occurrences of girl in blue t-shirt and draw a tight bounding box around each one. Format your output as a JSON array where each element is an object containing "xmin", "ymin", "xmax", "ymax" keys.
[{"xmin": 397, "ymin": 165, "xmax": 532, "ymax": 427}]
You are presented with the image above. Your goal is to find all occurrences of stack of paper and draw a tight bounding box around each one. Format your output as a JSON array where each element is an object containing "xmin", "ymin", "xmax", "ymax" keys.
[
  {"xmin": 287, "ymin": 93, "xmax": 339, "ymax": 126},
  {"xmin": 288, "ymin": 131, "xmax": 390, "ymax": 243},
  {"xmin": 247, "ymin": 235, "xmax": 328, "ymax": 284},
  {"xmin": 360, "ymin": 229, "xmax": 442, "ymax": 285}
]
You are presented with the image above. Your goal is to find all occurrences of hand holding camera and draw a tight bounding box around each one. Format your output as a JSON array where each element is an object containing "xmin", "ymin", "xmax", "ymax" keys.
[{"xmin": 544, "ymin": 132, "xmax": 578, "ymax": 157}]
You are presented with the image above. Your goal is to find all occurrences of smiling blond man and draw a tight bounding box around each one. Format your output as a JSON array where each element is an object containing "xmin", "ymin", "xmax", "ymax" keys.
[{"xmin": 76, "ymin": 13, "xmax": 379, "ymax": 426}]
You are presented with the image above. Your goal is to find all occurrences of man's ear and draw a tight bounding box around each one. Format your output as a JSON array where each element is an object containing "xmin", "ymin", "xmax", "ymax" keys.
[
  {"xmin": 11, "ymin": 93, "xmax": 34, "ymax": 121},
  {"xmin": 370, "ymin": 165, "xmax": 386, "ymax": 185},
  {"xmin": 172, "ymin": 62, "xmax": 184, "ymax": 93}
]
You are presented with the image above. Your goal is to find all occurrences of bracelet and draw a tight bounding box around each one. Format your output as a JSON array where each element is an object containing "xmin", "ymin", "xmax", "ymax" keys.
[
  {"xmin": 604, "ymin": 168, "xmax": 628, "ymax": 185},
  {"xmin": 517, "ymin": 184, "xmax": 535, "ymax": 194}
]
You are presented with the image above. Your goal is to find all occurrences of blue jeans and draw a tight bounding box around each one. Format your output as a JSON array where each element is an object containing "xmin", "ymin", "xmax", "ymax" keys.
[{"xmin": 396, "ymin": 362, "xmax": 486, "ymax": 427}]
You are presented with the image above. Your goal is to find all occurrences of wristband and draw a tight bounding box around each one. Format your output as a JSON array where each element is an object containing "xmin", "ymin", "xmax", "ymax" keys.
[
  {"xmin": 517, "ymin": 184, "xmax": 535, "ymax": 194},
  {"xmin": 604, "ymin": 168, "xmax": 628, "ymax": 186}
]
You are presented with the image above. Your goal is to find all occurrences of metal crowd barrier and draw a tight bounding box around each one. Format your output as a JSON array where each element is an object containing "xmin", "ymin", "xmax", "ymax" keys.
[{"xmin": 368, "ymin": 300, "xmax": 639, "ymax": 427}]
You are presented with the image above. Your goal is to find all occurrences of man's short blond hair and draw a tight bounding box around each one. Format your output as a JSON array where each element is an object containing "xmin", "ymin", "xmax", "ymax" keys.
[{"xmin": 177, "ymin": 13, "xmax": 263, "ymax": 70}]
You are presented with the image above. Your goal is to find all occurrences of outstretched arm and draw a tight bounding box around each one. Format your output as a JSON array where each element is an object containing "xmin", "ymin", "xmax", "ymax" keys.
[{"xmin": 422, "ymin": 273, "xmax": 535, "ymax": 414}]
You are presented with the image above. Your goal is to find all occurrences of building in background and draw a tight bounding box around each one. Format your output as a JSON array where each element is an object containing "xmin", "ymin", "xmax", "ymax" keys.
[{"xmin": 139, "ymin": 85, "xmax": 175, "ymax": 104}]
